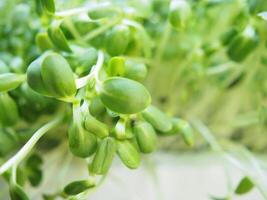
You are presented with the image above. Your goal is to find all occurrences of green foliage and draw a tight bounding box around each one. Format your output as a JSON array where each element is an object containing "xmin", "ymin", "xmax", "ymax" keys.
[
  {"xmin": 142, "ymin": 105, "xmax": 172, "ymax": 132},
  {"xmin": 235, "ymin": 176, "xmax": 254, "ymax": 195},
  {"xmin": 9, "ymin": 184, "xmax": 30, "ymax": 200},
  {"xmin": 98, "ymin": 77, "xmax": 151, "ymax": 114},
  {"xmin": 1, "ymin": 0, "xmax": 266, "ymax": 199},
  {"xmin": 116, "ymin": 140, "xmax": 141, "ymax": 169},
  {"xmin": 0, "ymin": 93, "xmax": 19, "ymax": 126},
  {"xmin": 27, "ymin": 52, "xmax": 76, "ymax": 99},
  {"xmin": 134, "ymin": 121, "xmax": 157, "ymax": 153},
  {"xmin": 84, "ymin": 114, "xmax": 109, "ymax": 138},
  {"xmin": 68, "ymin": 122, "xmax": 97, "ymax": 158},
  {"xmin": 0, "ymin": 73, "xmax": 26, "ymax": 92},
  {"xmin": 89, "ymin": 137, "xmax": 116, "ymax": 175},
  {"xmin": 48, "ymin": 22, "xmax": 71, "ymax": 52},
  {"xmin": 105, "ymin": 25, "xmax": 131, "ymax": 56},
  {"xmin": 63, "ymin": 179, "xmax": 95, "ymax": 195}
]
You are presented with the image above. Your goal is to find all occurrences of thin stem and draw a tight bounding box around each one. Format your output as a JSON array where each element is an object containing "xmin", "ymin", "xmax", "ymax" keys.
[
  {"xmin": 54, "ymin": 2, "xmax": 111, "ymax": 18},
  {"xmin": 72, "ymin": 100, "xmax": 81, "ymax": 123},
  {"xmin": 84, "ymin": 19, "xmax": 120, "ymax": 42},
  {"xmin": 11, "ymin": 165, "xmax": 17, "ymax": 184},
  {"xmin": 75, "ymin": 50, "xmax": 104, "ymax": 89},
  {"xmin": 75, "ymin": 72, "xmax": 95, "ymax": 89},
  {"xmin": 0, "ymin": 115, "xmax": 63, "ymax": 175},
  {"xmin": 94, "ymin": 50, "xmax": 105, "ymax": 89}
]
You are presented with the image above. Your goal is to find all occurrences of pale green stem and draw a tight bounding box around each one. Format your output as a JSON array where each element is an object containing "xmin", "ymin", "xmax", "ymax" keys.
[
  {"xmin": 84, "ymin": 19, "xmax": 120, "ymax": 41},
  {"xmin": 75, "ymin": 72, "xmax": 95, "ymax": 89},
  {"xmin": 72, "ymin": 100, "xmax": 81, "ymax": 123},
  {"xmin": 0, "ymin": 115, "xmax": 63, "ymax": 175},
  {"xmin": 75, "ymin": 50, "xmax": 104, "ymax": 89},
  {"xmin": 54, "ymin": 2, "xmax": 111, "ymax": 18},
  {"xmin": 94, "ymin": 50, "xmax": 105, "ymax": 90},
  {"xmin": 11, "ymin": 165, "xmax": 17, "ymax": 184},
  {"xmin": 205, "ymin": 62, "xmax": 236, "ymax": 75}
]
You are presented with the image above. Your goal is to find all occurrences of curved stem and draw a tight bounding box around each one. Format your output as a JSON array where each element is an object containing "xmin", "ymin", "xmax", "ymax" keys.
[
  {"xmin": 94, "ymin": 50, "xmax": 105, "ymax": 89},
  {"xmin": 54, "ymin": 2, "xmax": 111, "ymax": 18},
  {"xmin": 0, "ymin": 115, "xmax": 63, "ymax": 175},
  {"xmin": 75, "ymin": 73, "xmax": 95, "ymax": 89},
  {"xmin": 84, "ymin": 18, "xmax": 120, "ymax": 42},
  {"xmin": 75, "ymin": 50, "xmax": 104, "ymax": 89}
]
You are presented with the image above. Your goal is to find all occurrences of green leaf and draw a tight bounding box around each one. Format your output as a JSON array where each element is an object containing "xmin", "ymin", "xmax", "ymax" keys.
[
  {"xmin": 0, "ymin": 73, "xmax": 26, "ymax": 92},
  {"xmin": 116, "ymin": 140, "xmax": 141, "ymax": 169},
  {"xmin": 89, "ymin": 137, "xmax": 116, "ymax": 175},
  {"xmin": 168, "ymin": 0, "xmax": 191, "ymax": 29},
  {"xmin": 68, "ymin": 122, "xmax": 97, "ymax": 158},
  {"xmin": 107, "ymin": 56, "xmax": 125, "ymax": 77},
  {"xmin": 113, "ymin": 118, "xmax": 134, "ymax": 140},
  {"xmin": 124, "ymin": 60, "xmax": 147, "ymax": 82},
  {"xmin": 180, "ymin": 121, "xmax": 194, "ymax": 146},
  {"xmin": 64, "ymin": 179, "xmax": 95, "ymax": 195},
  {"xmin": 35, "ymin": 32, "xmax": 54, "ymax": 52},
  {"xmin": 0, "ymin": 93, "xmax": 19, "ymax": 126},
  {"xmin": 158, "ymin": 118, "xmax": 182, "ymax": 136},
  {"xmin": 99, "ymin": 77, "xmax": 151, "ymax": 114},
  {"xmin": 105, "ymin": 25, "xmax": 131, "ymax": 56},
  {"xmin": 48, "ymin": 22, "xmax": 71, "ymax": 52},
  {"xmin": 27, "ymin": 168, "xmax": 42, "ymax": 187},
  {"xmin": 74, "ymin": 47, "xmax": 98, "ymax": 75},
  {"xmin": 227, "ymin": 26, "xmax": 259, "ymax": 62},
  {"xmin": 40, "ymin": 0, "xmax": 55, "ymax": 14},
  {"xmin": 9, "ymin": 184, "xmax": 30, "ymax": 200},
  {"xmin": 27, "ymin": 52, "xmax": 76, "ymax": 99},
  {"xmin": 26, "ymin": 154, "xmax": 43, "ymax": 187},
  {"xmin": 141, "ymin": 105, "xmax": 172, "ymax": 132},
  {"xmin": 89, "ymin": 96, "xmax": 106, "ymax": 117},
  {"xmin": 84, "ymin": 114, "xmax": 109, "ymax": 138},
  {"xmin": 26, "ymin": 154, "xmax": 43, "ymax": 168},
  {"xmin": 134, "ymin": 121, "xmax": 157, "ymax": 153},
  {"xmin": 235, "ymin": 176, "xmax": 254, "ymax": 195}
]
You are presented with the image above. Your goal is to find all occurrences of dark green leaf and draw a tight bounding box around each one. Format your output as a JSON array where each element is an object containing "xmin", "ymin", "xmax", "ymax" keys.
[{"xmin": 235, "ymin": 176, "xmax": 254, "ymax": 195}]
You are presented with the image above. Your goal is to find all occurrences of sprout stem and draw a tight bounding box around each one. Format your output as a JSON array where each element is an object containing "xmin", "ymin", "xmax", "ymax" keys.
[
  {"xmin": 84, "ymin": 19, "xmax": 120, "ymax": 42},
  {"xmin": 75, "ymin": 50, "xmax": 104, "ymax": 89},
  {"xmin": 94, "ymin": 50, "xmax": 105, "ymax": 86},
  {"xmin": 75, "ymin": 73, "xmax": 95, "ymax": 89},
  {"xmin": 0, "ymin": 115, "xmax": 63, "ymax": 175},
  {"xmin": 54, "ymin": 2, "xmax": 111, "ymax": 18},
  {"xmin": 11, "ymin": 165, "xmax": 17, "ymax": 184}
]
